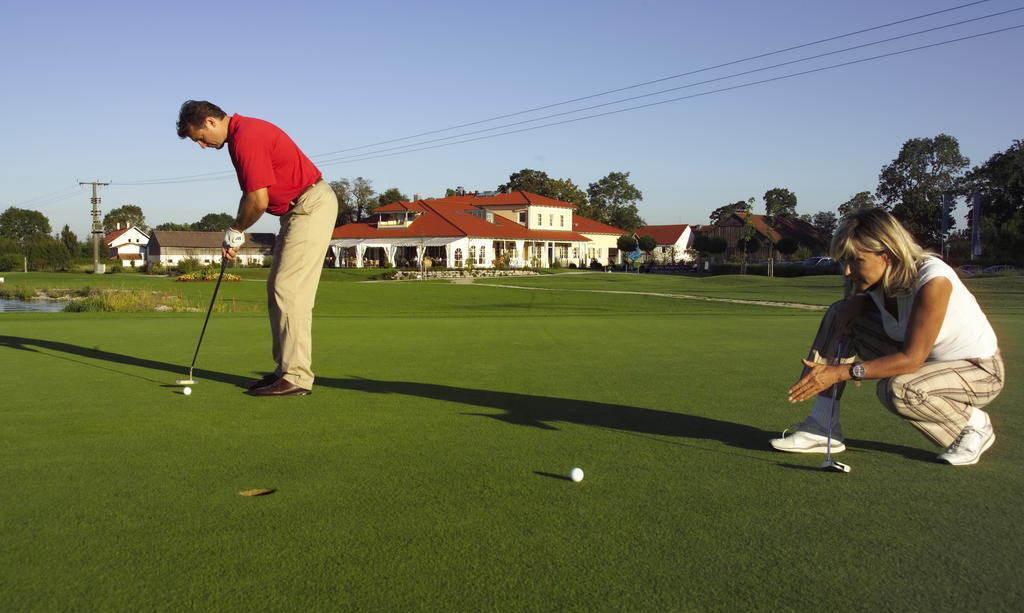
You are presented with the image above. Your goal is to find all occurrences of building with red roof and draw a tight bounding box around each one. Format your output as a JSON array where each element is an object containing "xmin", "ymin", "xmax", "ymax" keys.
[
  {"xmin": 700, "ymin": 212, "xmax": 829, "ymax": 261},
  {"xmin": 632, "ymin": 224, "xmax": 694, "ymax": 263},
  {"xmin": 329, "ymin": 191, "xmax": 628, "ymax": 268},
  {"xmin": 103, "ymin": 224, "xmax": 149, "ymax": 267}
]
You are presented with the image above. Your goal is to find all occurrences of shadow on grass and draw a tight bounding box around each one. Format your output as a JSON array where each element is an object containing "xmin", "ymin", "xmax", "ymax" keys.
[
  {"xmin": 1, "ymin": 336, "xmax": 930, "ymax": 460},
  {"xmin": 0, "ymin": 335, "xmax": 247, "ymax": 387},
  {"xmin": 317, "ymin": 375, "xmax": 774, "ymax": 452}
]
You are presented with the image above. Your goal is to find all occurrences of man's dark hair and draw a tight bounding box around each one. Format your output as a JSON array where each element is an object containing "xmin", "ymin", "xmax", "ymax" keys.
[{"xmin": 176, "ymin": 100, "xmax": 227, "ymax": 138}]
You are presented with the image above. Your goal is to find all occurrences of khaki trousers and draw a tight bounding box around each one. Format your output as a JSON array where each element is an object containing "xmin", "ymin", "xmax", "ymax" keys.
[
  {"xmin": 267, "ymin": 180, "xmax": 338, "ymax": 389},
  {"xmin": 806, "ymin": 298, "xmax": 1004, "ymax": 447}
]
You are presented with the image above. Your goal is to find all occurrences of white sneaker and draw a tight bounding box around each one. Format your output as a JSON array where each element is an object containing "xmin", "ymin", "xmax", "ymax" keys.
[
  {"xmin": 770, "ymin": 417, "xmax": 845, "ymax": 454},
  {"xmin": 937, "ymin": 417, "xmax": 995, "ymax": 466}
]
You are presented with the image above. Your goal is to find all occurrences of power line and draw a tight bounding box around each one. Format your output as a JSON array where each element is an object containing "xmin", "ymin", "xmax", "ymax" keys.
[
  {"xmin": 313, "ymin": 8, "xmax": 1024, "ymax": 166},
  {"xmin": 111, "ymin": 1, "xmax": 1013, "ymax": 186},
  {"xmin": 9, "ymin": 185, "xmax": 81, "ymax": 209},
  {"xmin": 311, "ymin": 0, "xmax": 999, "ymax": 158},
  {"xmin": 313, "ymin": 24, "xmax": 1024, "ymax": 167}
]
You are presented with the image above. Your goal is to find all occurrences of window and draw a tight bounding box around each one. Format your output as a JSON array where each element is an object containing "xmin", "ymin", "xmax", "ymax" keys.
[
  {"xmin": 549, "ymin": 214, "xmax": 553, "ymax": 226},
  {"xmin": 537, "ymin": 213, "xmax": 542, "ymax": 226},
  {"xmin": 572, "ymin": 247, "xmax": 578, "ymax": 259},
  {"xmin": 560, "ymin": 215, "xmax": 564, "ymax": 227},
  {"xmin": 454, "ymin": 248, "xmax": 463, "ymax": 268},
  {"xmin": 479, "ymin": 246, "xmax": 486, "ymax": 264},
  {"xmin": 519, "ymin": 211, "xmax": 527, "ymax": 224},
  {"xmin": 469, "ymin": 246, "xmax": 477, "ymax": 262}
]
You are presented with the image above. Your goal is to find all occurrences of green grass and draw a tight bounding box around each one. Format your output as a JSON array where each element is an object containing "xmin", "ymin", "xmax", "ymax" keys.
[{"xmin": 1, "ymin": 272, "xmax": 1022, "ymax": 610}]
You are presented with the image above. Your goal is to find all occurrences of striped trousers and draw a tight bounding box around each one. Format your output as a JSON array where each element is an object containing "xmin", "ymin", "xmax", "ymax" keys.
[{"xmin": 805, "ymin": 298, "xmax": 1004, "ymax": 447}]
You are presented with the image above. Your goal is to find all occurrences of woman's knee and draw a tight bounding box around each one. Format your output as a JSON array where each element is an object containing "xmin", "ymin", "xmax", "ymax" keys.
[{"xmin": 876, "ymin": 375, "xmax": 919, "ymax": 417}]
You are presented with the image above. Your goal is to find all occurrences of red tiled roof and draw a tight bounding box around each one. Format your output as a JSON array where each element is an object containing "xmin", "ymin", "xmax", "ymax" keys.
[
  {"xmin": 572, "ymin": 216, "xmax": 628, "ymax": 235},
  {"xmin": 104, "ymin": 228, "xmax": 130, "ymax": 244},
  {"xmin": 334, "ymin": 192, "xmax": 590, "ymax": 241},
  {"xmin": 634, "ymin": 224, "xmax": 690, "ymax": 244}
]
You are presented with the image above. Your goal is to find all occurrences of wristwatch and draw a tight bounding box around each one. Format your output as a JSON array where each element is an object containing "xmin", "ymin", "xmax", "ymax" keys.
[{"xmin": 849, "ymin": 362, "xmax": 866, "ymax": 381}]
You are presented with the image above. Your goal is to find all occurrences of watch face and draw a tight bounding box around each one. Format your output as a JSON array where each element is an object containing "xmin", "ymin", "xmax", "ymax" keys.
[{"xmin": 852, "ymin": 363, "xmax": 866, "ymax": 379}]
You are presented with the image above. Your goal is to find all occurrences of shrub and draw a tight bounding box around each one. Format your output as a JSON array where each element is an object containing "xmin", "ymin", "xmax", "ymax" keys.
[
  {"xmin": 176, "ymin": 258, "xmax": 201, "ymax": 274},
  {"xmin": 0, "ymin": 253, "xmax": 22, "ymax": 272}
]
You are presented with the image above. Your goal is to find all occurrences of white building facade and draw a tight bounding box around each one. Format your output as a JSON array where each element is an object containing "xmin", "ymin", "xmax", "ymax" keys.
[{"xmin": 330, "ymin": 191, "xmax": 629, "ymax": 269}]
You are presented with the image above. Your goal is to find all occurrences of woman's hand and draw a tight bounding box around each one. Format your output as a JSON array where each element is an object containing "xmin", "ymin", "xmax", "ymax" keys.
[{"xmin": 788, "ymin": 361, "xmax": 844, "ymax": 403}]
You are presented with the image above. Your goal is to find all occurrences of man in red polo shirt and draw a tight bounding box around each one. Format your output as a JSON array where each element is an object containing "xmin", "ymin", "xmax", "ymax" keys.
[{"xmin": 176, "ymin": 100, "xmax": 338, "ymax": 396}]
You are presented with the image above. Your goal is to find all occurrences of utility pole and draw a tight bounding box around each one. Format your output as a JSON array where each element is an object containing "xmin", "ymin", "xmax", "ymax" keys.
[{"xmin": 79, "ymin": 181, "xmax": 110, "ymax": 274}]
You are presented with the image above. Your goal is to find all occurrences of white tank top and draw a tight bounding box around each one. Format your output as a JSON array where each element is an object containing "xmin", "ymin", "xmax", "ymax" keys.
[{"xmin": 868, "ymin": 257, "xmax": 999, "ymax": 361}]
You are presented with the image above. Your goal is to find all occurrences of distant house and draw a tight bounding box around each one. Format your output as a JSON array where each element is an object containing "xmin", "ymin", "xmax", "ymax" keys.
[
  {"xmin": 329, "ymin": 191, "xmax": 628, "ymax": 268},
  {"xmin": 633, "ymin": 224, "xmax": 694, "ymax": 263},
  {"xmin": 147, "ymin": 231, "xmax": 276, "ymax": 267},
  {"xmin": 699, "ymin": 212, "xmax": 829, "ymax": 260},
  {"xmin": 104, "ymin": 225, "xmax": 149, "ymax": 267}
]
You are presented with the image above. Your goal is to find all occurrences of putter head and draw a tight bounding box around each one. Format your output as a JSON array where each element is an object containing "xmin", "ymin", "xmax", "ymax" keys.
[
  {"xmin": 175, "ymin": 379, "xmax": 196, "ymax": 386},
  {"xmin": 820, "ymin": 459, "xmax": 851, "ymax": 473}
]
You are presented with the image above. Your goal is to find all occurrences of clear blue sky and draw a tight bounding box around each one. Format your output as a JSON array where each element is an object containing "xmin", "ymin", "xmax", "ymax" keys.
[{"xmin": 2, "ymin": 0, "xmax": 1021, "ymax": 238}]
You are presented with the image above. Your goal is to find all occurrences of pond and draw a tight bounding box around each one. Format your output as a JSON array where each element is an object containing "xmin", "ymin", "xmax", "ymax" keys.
[{"xmin": 0, "ymin": 298, "xmax": 66, "ymax": 313}]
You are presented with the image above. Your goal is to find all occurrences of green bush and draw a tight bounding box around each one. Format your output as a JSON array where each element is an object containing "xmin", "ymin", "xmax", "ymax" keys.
[
  {"xmin": 176, "ymin": 258, "xmax": 201, "ymax": 274},
  {"xmin": 0, "ymin": 253, "xmax": 22, "ymax": 272}
]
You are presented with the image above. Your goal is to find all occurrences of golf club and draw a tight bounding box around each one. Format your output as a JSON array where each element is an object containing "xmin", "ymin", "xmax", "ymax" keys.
[
  {"xmin": 821, "ymin": 340, "xmax": 852, "ymax": 473},
  {"xmin": 175, "ymin": 257, "xmax": 228, "ymax": 386}
]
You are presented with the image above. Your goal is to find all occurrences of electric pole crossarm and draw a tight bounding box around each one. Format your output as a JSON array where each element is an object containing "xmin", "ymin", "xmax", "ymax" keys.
[{"xmin": 79, "ymin": 181, "xmax": 110, "ymax": 274}]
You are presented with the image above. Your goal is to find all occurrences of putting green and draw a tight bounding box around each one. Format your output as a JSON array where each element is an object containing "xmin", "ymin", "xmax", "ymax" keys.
[{"xmin": 1, "ymin": 271, "xmax": 1021, "ymax": 610}]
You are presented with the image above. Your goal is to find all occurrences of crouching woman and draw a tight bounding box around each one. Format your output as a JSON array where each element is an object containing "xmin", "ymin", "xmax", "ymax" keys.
[{"xmin": 773, "ymin": 208, "xmax": 1004, "ymax": 465}]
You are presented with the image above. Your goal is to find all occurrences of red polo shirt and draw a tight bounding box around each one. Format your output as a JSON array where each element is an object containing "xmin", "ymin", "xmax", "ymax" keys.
[{"xmin": 227, "ymin": 114, "xmax": 322, "ymax": 216}]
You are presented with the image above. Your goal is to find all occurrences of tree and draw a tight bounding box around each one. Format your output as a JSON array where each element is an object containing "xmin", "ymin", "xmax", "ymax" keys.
[
  {"xmin": 587, "ymin": 171, "xmax": 644, "ymax": 230},
  {"xmin": 330, "ymin": 178, "xmax": 355, "ymax": 225},
  {"xmin": 963, "ymin": 139, "xmax": 1024, "ymax": 227},
  {"xmin": 763, "ymin": 188, "xmax": 797, "ymax": 218},
  {"xmin": 192, "ymin": 213, "xmax": 235, "ymax": 232},
  {"xmin": 811, "ymin": 211, "xmax": 838, "ymax": 237},
  {"xmin": 103, "ymin": 204, "xmax": 147, "ymax": 233},
  {"xmin": 776, "ymin": 237, "xmax": 800, "ymax": 258},
  {"xmin": 638, "ymin": 235, "xmax": 657, "ymax": 262},
  {"xmin": 0, "ymin": 207, "xmax": 51, "ymax": 243},
  {"xmin": 23, "ymin": 235, "xmax": 69, "ymax": 271},
  {"xmin": 838, "ymin": 191, "xmax": 876, "ymax": 219},
  {"xmin": 544, "ymin": 177, "xmax": 588, "ymax": 211},
  {"xmin": 352, "ymin": 177, "xmax": 375, "ymax": 221},
  {"xmin": 876, "ymin": 134, "xmax": 969, "ymax": 246},
  {"xmin": 59, "ymin": 225, "xmax": 80, "ymax": 257},
  {"xmin": 497, "ymin": 170, "xmax": 589, "ymax": 214},
  {"xmin": 375, "ymin": 188, "xmax": 409, "ymax": 209},
  {"xmin": 616, "ymin": 234, "xmax": 638, "ymax": 252},
  {"xmin": 154, "ymin": 222, "xmax": 193, "ymax": 231},
  {"xmin": 737, "ymin": 236, "xmax": 762, "ymax": 254},
  {"xmin": 499, "ymin": 169, "xmax": 551, "ymax": 194},
  {"xmin": 708, "ymin": 200, "xmax": 752, "ymax": 225},
  {"xmin": 692, "ymin": 233, "xmax": 727, "ymax": 267},
  {"xmin": 737, "ymin": 198, "xmax": 758, "ymax": 273}
]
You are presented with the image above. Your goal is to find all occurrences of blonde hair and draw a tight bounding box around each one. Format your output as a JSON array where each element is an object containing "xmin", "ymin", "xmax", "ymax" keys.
[{"xmin": 830, "ymin": 208, "xmax": 933, "ymax": 296}]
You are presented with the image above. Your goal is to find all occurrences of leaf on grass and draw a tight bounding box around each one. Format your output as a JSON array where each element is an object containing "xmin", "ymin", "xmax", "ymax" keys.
[{"xmin": 239, "ymin": 488, "xmax": 276, "ymax": 497}]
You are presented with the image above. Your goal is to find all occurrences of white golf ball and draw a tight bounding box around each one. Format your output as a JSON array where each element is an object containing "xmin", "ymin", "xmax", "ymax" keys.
[
  {"xmin": 183, "ymin": 387, "xmax": 192, "ymax": 396},
  {"xmin": 570, "ymin": 467, "xmax": 584, "ymax": 482}
]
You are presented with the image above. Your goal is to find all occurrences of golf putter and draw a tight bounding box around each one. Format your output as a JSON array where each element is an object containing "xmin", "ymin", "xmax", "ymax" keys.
[
  {"xmin": 176, "ymin": 258, "xmax": 228, "ymax": 386},
  {"xmin": 821, "ymin": 340, "xmax": 851, "ymax": 473}
]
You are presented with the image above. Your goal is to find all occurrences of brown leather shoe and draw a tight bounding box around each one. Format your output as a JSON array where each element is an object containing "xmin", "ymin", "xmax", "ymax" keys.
[
  {"xmin": 249, "ymin": 377, "xmax": 311, "ymax": 396},
  {"xmin": 244, "ymin": 374, "xmax": 279, "ymax": 390}
]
